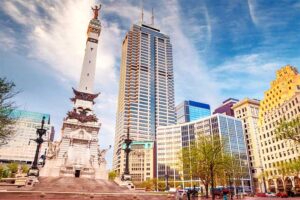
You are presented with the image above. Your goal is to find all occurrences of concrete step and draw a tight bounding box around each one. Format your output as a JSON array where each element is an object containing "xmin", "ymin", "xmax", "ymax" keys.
[{"xmin": 31, "ymin": 177, "xmax": 129, "ymax": 193}]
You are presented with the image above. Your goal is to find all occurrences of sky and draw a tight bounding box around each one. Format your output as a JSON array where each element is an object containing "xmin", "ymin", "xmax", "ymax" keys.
[{"xmin": 1, "ymin": 0, "xmax": 300, "ymax": 168}]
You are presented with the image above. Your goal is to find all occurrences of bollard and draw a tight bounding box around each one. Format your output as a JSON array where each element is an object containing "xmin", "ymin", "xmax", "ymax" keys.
[
  {"xmin": 90, "ymin": 193, "xmax": 94, "ymax": 199},
  {"xmin": 40, "ymin": 192, "xmax": 46, "ymax": 199},
  {"xmin": 133, "ymin": 195, "xmax": 139, "ymax": 200}
]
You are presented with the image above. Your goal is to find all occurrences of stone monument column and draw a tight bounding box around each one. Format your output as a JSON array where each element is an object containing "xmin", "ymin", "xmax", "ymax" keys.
[{"xmin": 40, "ymin": 5, "xmax": 108, "ymax": 180}]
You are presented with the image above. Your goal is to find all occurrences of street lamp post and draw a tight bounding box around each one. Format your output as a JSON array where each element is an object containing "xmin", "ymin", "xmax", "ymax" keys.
[
  {"xmin": 123, "ymin": 127, "xmax": 132, "ymax": 178},
  {"xmin": 165, "ymin": 170, "xmax": 169, "ymax": 191},
  {"xmin": 28, "ymin": 116, "xmax": 47, "ymax": 176}
]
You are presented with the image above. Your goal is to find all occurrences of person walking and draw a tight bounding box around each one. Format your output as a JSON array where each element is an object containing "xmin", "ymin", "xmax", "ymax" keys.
[
  {"xmin": 176, "ymin": 186, "xmax": 184, "ymax": 200},
  {"xmin": 191, "ymin": 185, "xmax": 198, "ymax": 200},
  {"xmin": 187, "ymin": 189, "xmax": 191, "ymax": 200},
  {"xmin": 223, "ymin": 188, "xmax": 229, "ymax": 200}
]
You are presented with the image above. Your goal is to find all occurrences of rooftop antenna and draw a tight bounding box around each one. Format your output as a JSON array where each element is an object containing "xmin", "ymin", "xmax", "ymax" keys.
[
  {"xmin": 141, "ymin": 0, "xmax": 144, "ymax": 24},
  {"xmin": 151, "ymin": 8, "xmax": 154, "ymax": 25}
]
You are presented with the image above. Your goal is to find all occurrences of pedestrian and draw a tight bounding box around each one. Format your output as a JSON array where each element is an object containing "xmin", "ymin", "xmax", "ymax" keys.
[
  {"xmin": 176, "ymin": 186, "xmax": 184, "ymax": 200},
  {"xmin": 223, "ymin": 189, "xmax": 229, "ymax": 200},
  {"xmin": 187, "ymin": 189, "xmax": 191, "ymax": 200},
  {"xmin": 192, "ymin": 185, "xmax": 198, "ymax": 200}
]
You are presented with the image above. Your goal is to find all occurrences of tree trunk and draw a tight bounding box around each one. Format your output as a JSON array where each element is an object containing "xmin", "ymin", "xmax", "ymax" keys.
[
  {"xmin": 211, "ymin": 163, "xmax": 215, "ymax": 200},
  {"xmin": 205, "ymin": 183, "xmax": 209, "ymax": 198}
]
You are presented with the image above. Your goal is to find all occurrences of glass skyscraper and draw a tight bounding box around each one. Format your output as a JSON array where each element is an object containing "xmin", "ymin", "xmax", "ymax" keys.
[
  {"xmin": 176, "ymin": 100, "xmax": 211, "ymax": 123},
  {"xmin": 157, "ymin": 114, "xmax": 252, "ymax": 192},
  {"xmin": 113, "ymin": 22, "xmax": 176, "ymax": 177}
]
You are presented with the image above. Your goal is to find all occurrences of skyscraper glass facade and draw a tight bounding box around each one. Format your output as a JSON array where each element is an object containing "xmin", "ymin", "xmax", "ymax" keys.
[
  {"xmin": 113, "ymin": 23, "xmax": 176, "ymax": 178},
  {"xmin": 176, "ymin": 100, "xmax": 210, "ymax": 123},
  {"xmin": 157, "ymin": 114, "xmax": 252, "ymax": 192}
]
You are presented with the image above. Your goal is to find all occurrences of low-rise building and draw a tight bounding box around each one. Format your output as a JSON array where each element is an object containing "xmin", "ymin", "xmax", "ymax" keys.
[
  {"xmin": 0, "ymin": 110, "xmax": 54, "ymax": 164},
  {"xmin": 122, "ymin": 141, "xmax": 154, "ymax": 182},
  {"xmin": 157, "ymin": 114, "xmax": 252, "ymax": 192},
  {"xmin": 176, "ymin": 100, "xmax": 211, "ymax": 123},
  {"xmin": 232, "ymin": 98, "xmax": 262, "ymax": 192},
  {"xmin": 213, "ymin": 98, "xmax": 239, "ymax": 117}
]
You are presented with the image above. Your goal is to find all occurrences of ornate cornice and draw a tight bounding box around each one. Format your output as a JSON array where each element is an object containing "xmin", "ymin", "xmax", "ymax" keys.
[
  {"xmin": 71, "ymin": 88, "xmax": 100, "ymax": 103},
  {"xmin": 62, "ymin": 123, "xmax": 100, "ymax": 132}
]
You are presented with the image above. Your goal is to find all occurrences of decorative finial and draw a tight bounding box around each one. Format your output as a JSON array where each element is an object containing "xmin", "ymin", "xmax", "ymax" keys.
[
  {"xmin": 151, "ymin": 8, "xmax": 154, "ymax": 25},
  {"xmin": 141, "ymin": 0, "xmax": 144, "ymax": 24},
  {"xmin": 91, "ymin": 4, "xmax": 102, "ymax": 19}
]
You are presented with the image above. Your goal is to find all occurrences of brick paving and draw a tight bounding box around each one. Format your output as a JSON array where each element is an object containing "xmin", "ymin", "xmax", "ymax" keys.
[
  {"xmin": 0, "ymin": 177, "xmax": 171, "ymax": 200},
  {"xmin": 0, "ymin": 192, "xmax": 172, "ymax": 200},
  {"xmin": 2, "ymin": 178, "xmax": 300, "ymax": 200}
]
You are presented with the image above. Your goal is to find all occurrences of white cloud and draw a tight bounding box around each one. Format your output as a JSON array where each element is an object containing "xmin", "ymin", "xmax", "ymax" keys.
[
  {"xmin": 247, "ymin": 0, "xmax": 258, "ymax": 26},
  {"xmin": 211, "ymin": 53, "xmax": 283, "ymax": 99},
  {"xmin": 0, "ymin": 30, "xmax": 16, "ymax": 50}
]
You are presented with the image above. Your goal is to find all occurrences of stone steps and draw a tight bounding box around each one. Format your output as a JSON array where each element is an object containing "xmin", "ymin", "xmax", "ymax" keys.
[{"xmin": 31, "ymin": 177, "xmax": 128, "ymax": 193}]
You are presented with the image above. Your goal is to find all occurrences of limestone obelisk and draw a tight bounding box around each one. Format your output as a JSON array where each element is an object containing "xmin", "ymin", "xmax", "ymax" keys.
[{"xmin": 40, "ymin": 5, "xmax": 108, "ymax": 179}]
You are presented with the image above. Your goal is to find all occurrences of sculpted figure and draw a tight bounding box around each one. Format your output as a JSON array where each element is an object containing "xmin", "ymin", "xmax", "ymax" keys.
[
  {"xmin": 97, "ymin": 145, "xmax": 111, "ymax": 165},
  {"xmin": 90, "ymin": 155, "xmax": 95, "ymax": 166},
  {"xmin": 63, "ymin": 151, "xmax": 68, "ymax": 165},
  {"xmin": 91, "ymin": 4, "xmax": 101, "ymax": 19},
  {"xmin": 47, "ymin": 141, "xmax": 59, "ymax": 159}
]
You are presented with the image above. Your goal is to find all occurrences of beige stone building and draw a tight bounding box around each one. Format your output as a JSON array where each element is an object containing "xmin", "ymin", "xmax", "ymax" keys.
[
  {"xmin": 122, "ymin": 141, "xmax": 154, "ymax": 182},
  {"xmin": 232, "ymin": 98, "xmax": 262, "ymax": 192},
  {"xmin": 258, "ymin": 65, "xmax": 300, "ymax": 193}
]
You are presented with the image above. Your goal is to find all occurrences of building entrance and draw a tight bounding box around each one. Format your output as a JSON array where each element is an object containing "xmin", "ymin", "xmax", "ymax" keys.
[{"xmin": 75, "ymin": 170, "xmax": 80, "ymax": 178}]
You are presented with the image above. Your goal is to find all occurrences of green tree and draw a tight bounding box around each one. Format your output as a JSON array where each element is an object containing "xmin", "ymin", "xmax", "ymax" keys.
[
  {"xmin": 108, "ymin": 170, "xmax": 117, "ymax": 181},
  {"xmin": 276, "ymin": 161, "xmax": 294, "ymax": 192},
  {"xmin": 0, "ymin": 77, "xmax": 18, "ymax": 146},
  {"xmin": 275, "ymin": 116, "xmax": 300, "ymax": 144},
  {"xmin": 180, "ymin": 134, "xmax": 228, "ymax": 200}
]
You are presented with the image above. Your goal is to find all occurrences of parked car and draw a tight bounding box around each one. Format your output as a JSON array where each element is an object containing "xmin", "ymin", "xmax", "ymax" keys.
[
  {"xmin": 265, "ymin": 192, "xmax": 276, "ymax": 197},
  {"xmin": 276, "ymin": 192, "xmax": 288, "ymax": 198},
  {"xmin": 256, "ymin": 193, "xmax": 267, "ymax": 197}
]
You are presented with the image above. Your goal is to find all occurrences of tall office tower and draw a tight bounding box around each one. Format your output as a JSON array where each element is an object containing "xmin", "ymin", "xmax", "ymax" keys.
[
  {"xmin": 258, "ymin": 65, "xmax": 300, "ymax": 193},
  {"xmin": 157, "ymin": 114, "xmax": 252, "ymax": 192},
  {"xmin": 0, "ymin": 110, "xmax": 53, "ymax": 164},
  {"xmin": 113, "ymin": 21, "xmax": 176, "ymax": 178},
  {"xmin": 176, "ymin": 100, "xmax": 211, "ymax": 123},
  {"xmin": 213, "ymin": 98, "xmax": 239, "ymax": 117},
  {"xmin": 232, "ymin": 98, "xmax": 262, "ymax": 193}
]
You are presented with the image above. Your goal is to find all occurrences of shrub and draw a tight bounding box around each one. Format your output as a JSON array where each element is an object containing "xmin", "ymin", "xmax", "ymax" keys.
[
  {"xmin": 7, "ymin": 162, "xmax": 18, "ymax": 175},
  {"xmin": 21, "ymin": 164, "xmax": 29, "ymax": 173},
  {"xmin": 108, "ymin": 171, "xmax": 117, "ymax": 181}
]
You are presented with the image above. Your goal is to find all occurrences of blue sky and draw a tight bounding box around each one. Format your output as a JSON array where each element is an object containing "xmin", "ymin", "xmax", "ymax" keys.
[{"xmin": 1, "ymin": 0, "xmax": 300, "ymax": 168}]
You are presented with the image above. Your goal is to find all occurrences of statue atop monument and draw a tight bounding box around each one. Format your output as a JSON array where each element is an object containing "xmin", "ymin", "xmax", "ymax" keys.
[{"xmin": 91, "ymin": 4, "xmax": 101, "ymax": 19}]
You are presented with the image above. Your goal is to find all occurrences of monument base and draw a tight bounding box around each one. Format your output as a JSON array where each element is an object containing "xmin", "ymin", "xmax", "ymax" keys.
[
  {"xmin": 39, "ymin": 158, "xmax": 108, "ymax": 180},
  {"xmin": 114, "ymin": 177, "xmax": 135, "ymax": 190}
]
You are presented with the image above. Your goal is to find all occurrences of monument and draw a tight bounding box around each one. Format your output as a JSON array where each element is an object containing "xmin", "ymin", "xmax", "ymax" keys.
[{"xmin": 40, "ymin": 5, "xmax": 108, "ymax": 179}]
